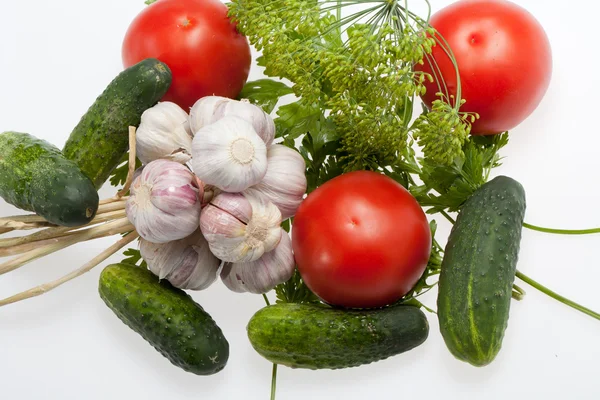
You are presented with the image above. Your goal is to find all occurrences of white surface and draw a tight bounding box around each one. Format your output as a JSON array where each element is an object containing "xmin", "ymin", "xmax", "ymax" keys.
[{"xmin": 1, "ymin": 0, "xmax": 600, "ymax": 399}]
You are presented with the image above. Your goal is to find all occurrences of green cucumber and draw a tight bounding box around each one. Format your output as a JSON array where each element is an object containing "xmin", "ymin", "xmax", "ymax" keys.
[
  {"xmin": 0, "ymin": 131, "xmax": 99, "ymax": 227},
  {"xmin": 63, "ymin": 59, "xmax": 172, "ymax": 189},
  {"xmin": 437, "ymin": 175, "xmax": 526, "ymax": 367},
  {"xmin": 99, "ymin": 263, "xmax": 229, "ymax": 375},
  {"xmin": 247, "ymin": 303, "xmax": 429, "ymax": 370}
]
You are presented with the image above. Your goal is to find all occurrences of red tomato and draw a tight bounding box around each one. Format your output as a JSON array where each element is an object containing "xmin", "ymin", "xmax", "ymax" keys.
[
  {"xmin": 415, "ymin": 0, "xmax": 552, "ymax": 135},
  {"xmin": 122, "ymin": 0, "xmax": 252, "ymax": 111},
  {"xmin": 292, "ymin": 171, "xmax": 432, "ymax": 309}
]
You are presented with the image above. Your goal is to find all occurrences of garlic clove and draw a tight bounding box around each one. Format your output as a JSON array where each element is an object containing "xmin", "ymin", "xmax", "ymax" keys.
[
  {"xmin": 126, "ymin": 159, "xmax": 201, "ymax": 244},
  {"xmin": 141, "ymin": 229, "xmax": 221, "ymax": 291},
  {"xmin": 136, "ymin": 102, "xmax": 193, "ymax": 165},
  {"xmin": 189, "ymin": 96, "xmax": 231, "ymax": 134},
  {"xmin": 199, "ymin": 190, "xmax": 282, "ymax": 263},
  {"xmin": 191, "ymin": 116, "xmax": 268, "ymax": 193},
  {"xmin": 247, "ymin": 144, "xmax": 307, "ymax": 220},
  {"xmin": 220, "ymin": 230, "xmax": 295, "ymax": 294},
  {"xmin": 189, "ymin": 96, "xmax": 275, "ymax": 145}
]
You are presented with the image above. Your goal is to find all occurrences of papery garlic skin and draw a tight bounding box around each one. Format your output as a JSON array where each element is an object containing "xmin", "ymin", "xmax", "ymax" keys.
[
  {"xmin": 248, "ymin": 144, "xmax": 307, "ymax": 220},
  {"xmin": 189, "ymin": 96, "xmax": 275, "ymax": 145},
  {"xmin": 126, "ymin": 159, "xmax": 202, "ymax": 243},
  {"xmin": 200, "ymin": 191, "xmax": 282, "ymax": 263},
  {"xmin": 140, "ymin": 229, "xmax": 220, "ymax": 291},
  {"xmin": 220, "ymin": 230, "xmax": 295, "ymax": 294},
  {"xmin": 191, "ymin": 116, "xmax": 267, "ymax": 192},
  {"xmin": 136, "ymin": 102, "xmax": 193, "ymax": 165}
]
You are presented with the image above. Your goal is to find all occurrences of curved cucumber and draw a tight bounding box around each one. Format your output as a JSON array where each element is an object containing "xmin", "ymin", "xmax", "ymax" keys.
[
  {"xmin": 99, "ymin": 263, "xmax": 229, "ymax": 375},
  {"xmin": 63, "ymin": 58, "xmax": 172, "ymax": 189},
  {"xmin": 0, "ymin": 131, "xmax": 99, "ymax": 227},
  {"xmin": 437, "ymin": 175, "xmax": 526, "ymax": 366},
  {"xmin": 247, "ymin": 303, "xmax": 429, "ymax": 370}
]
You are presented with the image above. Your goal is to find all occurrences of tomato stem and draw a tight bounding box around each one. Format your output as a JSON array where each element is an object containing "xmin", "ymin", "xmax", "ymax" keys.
[
  {"xmin": 515, "ymin": 270, "xmax": 600, "ymax": 321},
  {"xmin": 523, "ymin": 222, "xmax": 600, "ymax": 235}
]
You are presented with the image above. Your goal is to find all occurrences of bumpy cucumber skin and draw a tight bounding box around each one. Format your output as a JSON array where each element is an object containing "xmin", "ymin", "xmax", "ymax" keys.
[
  {"xmin": 99, "ymin": 263, "xmax": 229, "ymax": 375},
  {"xmin": 0, "ymin": 131, "xmax": 99, "ymax": 227},
  {"xmin": 63, "ymin": 59, "xmax": 172, "ymax": 189},
  {"xmin": 247, "ymin": 303, "xmax": 429, "ymax": 370},
  {"xmin": 437, "ymin": 175, "xmax": 526, "ymax": 367}
]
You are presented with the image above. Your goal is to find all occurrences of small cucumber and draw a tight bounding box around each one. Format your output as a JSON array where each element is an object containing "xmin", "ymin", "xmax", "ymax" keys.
[
  {"xmin": 437, "ymin": 175, "xmax": 526, "ymax": 367},
  {"xmin": 0, "ymin": 131, "xmax": 99, "ymax": 227},
  {"xmin": 63, "ymin": 59, "xmax": 172, "ymax": 189},
  {"xmin": 247, "ymin": 303, "xmax": 429, "ymax": 370},
  {"xmin": 99, "ymin": 263, "xmax": 229, "ymax": 375}
]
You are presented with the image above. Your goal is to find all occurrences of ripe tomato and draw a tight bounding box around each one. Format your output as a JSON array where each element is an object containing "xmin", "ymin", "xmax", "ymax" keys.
[
  {"xmin": 415, "ymin": 0, "xmax": 552, "ymax": 135},
  {"xmin": 292, "ymin": 171, "xmax": 431, "ymax": 309},
  {"xmin": 122, "ymin": 0, "xmax": 252, "ymax": 111}
]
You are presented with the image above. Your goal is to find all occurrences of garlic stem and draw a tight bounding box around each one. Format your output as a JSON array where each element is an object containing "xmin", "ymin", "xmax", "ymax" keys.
[
  {"xmin": 0, "ymin": 210, "xmax": 127, "ymax": 249},
  {"xmin": 0, "ymin": 228, "xmax": 13, "ymax": 235},
  {"xmin": 115, "ymin": 126, "xmax": 137, "ymax": 199},
  {"xmin": 0, "ymin": 230, "xmax": 139, "ymax": 307},
  {"xmin": 0, "ymin": 217, "xmax": 133, "ymax": 275},
  {"xmin": 96, "ymin": 200, "xmax": 127, "ymax": 214},
  {"xmin": 100, "ymin": 196, "xmax": 129, "ymax": 205}
]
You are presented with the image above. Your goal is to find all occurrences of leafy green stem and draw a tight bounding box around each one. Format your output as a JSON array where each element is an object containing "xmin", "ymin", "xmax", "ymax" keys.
[
  {"xmin": 515, "ymin": 270, "xmax": 600, "ymax": 321},
  {"xmin": 440, "ymin": 210, "xmax": 455, "ymax": 224},
  {"xmin": 270, "ymin": 364, "xmax": 278, "ymax": 400},
  {"xmin": 523, "ymin": 222, "xmax": 600, "ymax": 235},
  {"xmin": 262, "ymin": 293, "xmax": 271, "ymax": 306}
]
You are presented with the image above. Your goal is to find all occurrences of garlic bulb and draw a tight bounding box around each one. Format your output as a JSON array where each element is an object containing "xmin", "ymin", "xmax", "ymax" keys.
[
  {"xmin": 220, "ymin": 230, "xmax": 295, "ymax": 294},
  {"xmin": 135, "ymin": 102, "xmax": 193, "ymax": 165},
  {"xmin": 189, "ymin": 96, "xmax": 275, "ymax": 145},
  {"xmin": 191, "ymin": 116, "xmax": 268, "ymax": 192},
  {"xmin": 200, "ymin": 191, "xmax": 282, "ymax": 263},
  {"xmin": 248, "ymin": 144, "xmax": 307, "ymax": 220},
  {"xmin": 140, "ymin": 229, "xmax": 220, "ymax": 291},
  {"xmin": 126, "ymin": 159, "xmax": 202, "ymax": 243}
]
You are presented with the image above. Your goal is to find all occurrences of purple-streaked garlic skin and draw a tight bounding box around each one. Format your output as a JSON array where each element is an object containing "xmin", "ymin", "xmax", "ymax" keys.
[
  {"xmin": 126, "ymin": 159, "xmax": 202, "ymax": 244},
  {"xmin": 221, "ymin": 230, "xmax": 295, "ymax": 294},
  {"xmin": 199, "ymin": 190, "xmax": 282, "ymax": 263},
  {"xmin": 247, "ymin": 144, "xmax": 307, "ymax": 220},
  {"xmin": 140, "ymin": 229, "xmax": 220, "ymax": 291}
]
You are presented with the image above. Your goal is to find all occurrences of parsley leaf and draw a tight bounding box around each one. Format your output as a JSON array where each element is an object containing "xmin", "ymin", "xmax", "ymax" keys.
[
  {"xmin": 275, "ymin": 269, "xmax": 320, "ymax": 304},
  {"xmin": 109, "ymin": 152, "xmax": 142, "ymax": 189},
  {"xmin": 120, "ymin": 248, "xmax": 147, "ymax": 269},
  {"xmin": 239, "ymin": 79, "xmax": 294, "ymax": 114}
]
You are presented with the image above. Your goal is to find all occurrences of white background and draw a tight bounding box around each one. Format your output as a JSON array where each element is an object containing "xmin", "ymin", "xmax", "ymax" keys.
[{"xmin": 1, "ymin": 0, "xmax": 599, "ymax": 399}]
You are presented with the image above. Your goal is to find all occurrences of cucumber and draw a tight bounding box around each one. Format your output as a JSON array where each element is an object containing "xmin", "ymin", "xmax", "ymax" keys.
[
  {"xmin": 247, "ymin": 303, "xmax": 429, "ymax": 370},
  {"xmin": 0, "ymin": 131, "xmax": 99, "ymax": 227},
  {"xmin": 63, "ymin": 59, "xmax": 172, "ymax": 189},
  {"xmin": 437, "ymin": 175, "xmax": 526, "ymax": 367},
  {"xmin": 99, "ymin": 263, "xmax": 229, "ymax": 375}
]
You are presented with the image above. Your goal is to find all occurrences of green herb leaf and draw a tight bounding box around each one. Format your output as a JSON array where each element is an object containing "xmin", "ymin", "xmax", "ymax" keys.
[
  {"xmin": 109, "ymin": 153, "xmax": 142, "ymax": 189},
  {"xmin": 238, "ymin": 79, "xmax": 294, "ymax": 114},
  {"xmin": 275, "ymin": 269, "xmax": 320, "ymax": 304},
  {"xmin": 120, "ymin": 248, "xmax": 147, "ymax": 269}
]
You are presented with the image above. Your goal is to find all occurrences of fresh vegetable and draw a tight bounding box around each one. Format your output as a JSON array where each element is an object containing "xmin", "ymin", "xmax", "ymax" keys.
[
  {"xmin": 292, "ymin": 170, "xmax": 431, "ymax": 309},
  {"xmin": 221, "ymin": 229, "xmax": 295, "ymax": 294},
  {"xmin": 437, "ymin": 176, "xmax": 526, "ymax": 366},
  {"xmin": 135, "ymin": 101, "xmax": 193, "ymax": 165},
  {"xmin": 140, "ymin": 229, "xmax": 220, "ymax": 291},
  {"xmin": 247, "ymin": 303, "xmax": 429, "ymax": 370},
  {"xmin": 199, "ymin": 191, "xmax": 282, "ymax": 264},
  {"xmin": 248, "ymin": 144, "xmax": 307, "ymax": 220},
  {"xmin": 0, "ymin": 131, "xmax": 99, "ymax": 227},
  {"xmin": 126, "ymin": 159, "xmax": 202, "ymax": 244},
  {"xmin": 122, "ymin": 0, "xmax": 252, "ymax": 110},
  {"xmin": 63, "ymin": 58, "xmax": 172, "ymax": 189},
  {"xmin": 415, "ymin": 0, "xmax": 552, "ymax": 135},
  {"xmin": 99, "ymin": 262, "xmax": 229, "ymax": 375},
  {"xmin": 191, "ymin": 116, "xmax": 268, "ymax": 192},
  {"xmin": 190, "ymin": 96, "xmax": 275, "ymax": 145}
]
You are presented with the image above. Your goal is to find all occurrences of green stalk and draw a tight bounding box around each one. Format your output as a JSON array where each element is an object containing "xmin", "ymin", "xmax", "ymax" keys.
[
  {"xmin": 270, "ymin": 364, "xmax": 278, "ymax": 400},
  {"xmin": 515, "ymin": 270, "xmax": 600, "ymax": 321},
  {"xmin": 523, "ymin": 222, "xmax": 600, "ymax": 235}
]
